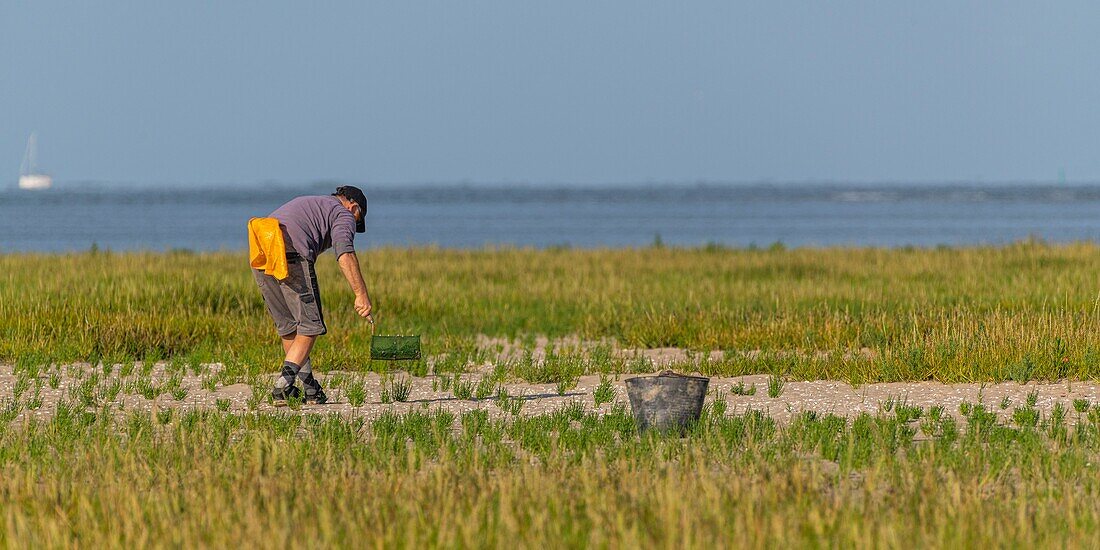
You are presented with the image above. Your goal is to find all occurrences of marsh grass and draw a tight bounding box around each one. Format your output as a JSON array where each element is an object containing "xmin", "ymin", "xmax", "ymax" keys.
[
  {"xmin": 0, "ymin": 392, "xmax": 1094, "ymax": 545},
  {"xmin": 731, "ymin": 379, "xmax": 757, "ymax": 396},
  {"xmin": 453, "ymin": 376, "xmax": 474, "ymax": 400},
  {"xmin": 593, "ymin": 375, "xmax": 615, "ymax": 406},
  {"xmin": 10, "ymin": 245, "xmax": 1100, "ymax": 544},
  {"xmin": 389, "ymin": 376, "xmax": 412, "ymax": 402},
  {"xmin": 767, "ymin": 374, "xmax": 785, "ymax": 398},
  {"xmin": 9, "ymin": 243, "xmax": 1100, "ymax": 384},
  {"xmin": 345, "ymin": 378, "xmax": 367, "ymax": 407}
]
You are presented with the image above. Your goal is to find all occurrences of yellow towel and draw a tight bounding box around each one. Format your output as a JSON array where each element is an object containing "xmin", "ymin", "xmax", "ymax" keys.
[{"xmin": 248, "ymin": 217, "xmax": 288, "ymax": 280}]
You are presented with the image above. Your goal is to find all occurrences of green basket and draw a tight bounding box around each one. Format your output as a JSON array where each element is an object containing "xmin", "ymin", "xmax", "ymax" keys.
[{"xmin": 370, "ymin": 335, "xmax": 421, "ymax": 361}]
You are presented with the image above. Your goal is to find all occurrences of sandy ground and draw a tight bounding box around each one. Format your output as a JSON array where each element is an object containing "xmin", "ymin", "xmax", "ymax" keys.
[{"xmin": 0, "ymin": 361, "xmax": 1096, "ymax": 426}]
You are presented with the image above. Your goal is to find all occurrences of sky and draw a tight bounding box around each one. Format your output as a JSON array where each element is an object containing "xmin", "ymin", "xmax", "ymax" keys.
[{"xmin": 3, "ymin": 2, "xmax": 1100, "ymax": 186}]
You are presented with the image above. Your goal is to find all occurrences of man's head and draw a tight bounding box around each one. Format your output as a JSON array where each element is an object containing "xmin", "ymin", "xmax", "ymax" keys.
[{"xmin": 332, "ymin": 186, "xmax": 367, "ymax": 233}]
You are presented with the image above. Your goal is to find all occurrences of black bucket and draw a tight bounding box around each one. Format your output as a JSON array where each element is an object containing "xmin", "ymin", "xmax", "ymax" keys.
[{"xmin": 625, "ymin": 371, "xmax": 710, "ymax": 434}]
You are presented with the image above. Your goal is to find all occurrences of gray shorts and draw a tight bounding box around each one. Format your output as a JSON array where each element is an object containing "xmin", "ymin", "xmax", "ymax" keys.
[{"xmin": 253, "ymin": 256, "xmax": 327, "ymax": 337}]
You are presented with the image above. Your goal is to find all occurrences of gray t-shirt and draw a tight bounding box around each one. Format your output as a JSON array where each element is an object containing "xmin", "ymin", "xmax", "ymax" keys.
[{"xmin": 269, "ymin": 195, "xmax": 356, "ymax": 263}]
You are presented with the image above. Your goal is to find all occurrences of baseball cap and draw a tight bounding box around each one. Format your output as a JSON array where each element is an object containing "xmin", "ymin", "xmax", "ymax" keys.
[{"xmin": 333, "ymin": 185, "xmax": 368, "ymax": 233}]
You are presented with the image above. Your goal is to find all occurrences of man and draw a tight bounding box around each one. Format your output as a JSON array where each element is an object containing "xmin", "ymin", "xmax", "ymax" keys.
[{"xmin": 252, "ymin": 185, "xmax": 374, "ymax": 405}]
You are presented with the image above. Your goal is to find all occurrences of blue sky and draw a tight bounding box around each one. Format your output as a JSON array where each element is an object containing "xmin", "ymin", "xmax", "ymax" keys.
[{"xmin": 3, "ymin": 2, "xmax": 1100, "ymax": 185}]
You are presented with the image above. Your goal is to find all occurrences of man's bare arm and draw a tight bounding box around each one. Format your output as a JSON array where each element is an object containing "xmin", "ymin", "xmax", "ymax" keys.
[{"xmin": 337, "ymin": 252, "xmax": 372, "ymax": 318}]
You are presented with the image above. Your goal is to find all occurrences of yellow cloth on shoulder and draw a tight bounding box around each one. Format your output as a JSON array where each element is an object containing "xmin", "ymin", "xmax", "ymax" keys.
[{"xmin": 248, "ymin": 217, "xmax": 288, "ymax": 280}]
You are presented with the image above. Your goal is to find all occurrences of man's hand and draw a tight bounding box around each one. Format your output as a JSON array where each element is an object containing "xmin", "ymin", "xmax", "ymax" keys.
[{"xmin": 354, "ymin": 293, "xmax": 372, "ymax": 319}]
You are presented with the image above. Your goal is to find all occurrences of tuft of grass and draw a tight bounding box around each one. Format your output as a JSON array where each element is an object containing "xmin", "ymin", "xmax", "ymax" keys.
[
  {"xmin": 453, "ymin": 376, "xmax": 474, "ymax": 400},
  {"xmin": 171, "ymin": 387, "xmax": 188, "ymax": 401},
  {"xmin": 767, "ymin": 375, "xmax": 784, "ymax": 398},
  {"xmin": 1013, "ymin": 406, "xmax": 1040, "ymax": 428},
  {"xmin": 390, "ymin": 376, "xmax": 412, "ymax": 403},
  {"xmin": 730, "ymin": 380, "xmax": 757, "ymax": 396},
  {"xmin": 593, "ymin": 375, "xmax": 615, "ymax": 406},
  {"xmin": 346, "ymin": 378, "xmax": 367, "ymax": 407},
  {"xmin": 474, "ymin": 376, "xmax": 497, "ymax": 400},
  {"xmin": 1026, "ymin": 390, "xmax": 1039, "ymax": 407}
]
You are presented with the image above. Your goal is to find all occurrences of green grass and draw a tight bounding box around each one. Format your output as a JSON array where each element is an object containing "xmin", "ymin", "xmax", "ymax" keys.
[
  {"xmin": 0, "ymin": 397, "xmax": 1097, "ymax": 546},
  {"xmin": 6, "ymin": 244, "xmax": 1100, "ymax": 545},
  {"xmin": 6, "ymin": 243, "xmax": 1100, "ymax": 383}
]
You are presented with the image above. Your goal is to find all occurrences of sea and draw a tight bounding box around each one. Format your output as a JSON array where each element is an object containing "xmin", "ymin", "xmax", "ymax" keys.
[{"xmin": 3, "ymin": 182, "xmax": 1100, "ymax": 252}]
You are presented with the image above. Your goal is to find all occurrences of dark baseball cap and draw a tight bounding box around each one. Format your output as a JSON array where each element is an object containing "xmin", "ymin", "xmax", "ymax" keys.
[{"xmin": 333, "ymin": 185, "xmax": 367, "ymax": 233}]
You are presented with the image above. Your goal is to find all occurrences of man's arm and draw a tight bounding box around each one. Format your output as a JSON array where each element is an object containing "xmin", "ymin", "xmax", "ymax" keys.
[{"xmin": 338, "ymin": 251, "xmax": 372, "ymax": 318}]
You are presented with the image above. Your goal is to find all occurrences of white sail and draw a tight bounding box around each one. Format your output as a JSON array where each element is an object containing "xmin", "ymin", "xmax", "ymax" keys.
[{"xmin": 18, "ymin": 133, "xmax": 51, "ymax": 190}]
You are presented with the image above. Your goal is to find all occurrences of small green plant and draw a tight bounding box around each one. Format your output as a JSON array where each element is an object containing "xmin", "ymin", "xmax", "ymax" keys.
[
  {"xmin": 880, "ymin": 396, "xmax": 896, "ymax": 413},
  {"xmin": 1051, "ymin": 402, "xmax": 1067, "ymax": 425},
  {"xmin": 346, "ymin": 378, "xmax": 367, "ymax": 407},
  {"xmin": 707, "ymin": 393, "xmax": 728, "ymax": 418},
  {"xmin": 101, "ymin": 379, "xmax": 123, "ymax": 402},
  {"xmin": 730, "ymin": 380, "xmax": 757, "ymax": 396},
  {"xmin": 156, "ymin": 409, "xmax": 173, "ymax": 425},
  {"xmin": 593, "ymin": 375, "xmax": 615, "ymax": 406},
  {"xmin": 453, "ymin": 376, "xmax": 474, "ymax": 400},
  {"xmin": 1074, "ymin": 398, "xmax": 1090, "ymax": 413},
  {"xmin": 556, "ymin": 375, "xmax": 579, "ymax": 396},
  {"xmin": 767, "ymin": 375, "xmax": 784, "ymax": 398},
  {"xmin": 140, "ymin": 360, "xmax": 156, "ymax": 377},
  {"xmin": 171, "ymin": 387, "xmax": 188, "ymax": 401},
  {"xmin": 475, "ymin": 376, "xmax": 497, "ymax": 400},
  {"xmin": 499, "ymin": 389, "xmax": 525, "ymax": 415},
  {"xmin": 438, "ymin": 373, "xmax": 454, "ymax": 393},
  {"xmin": 894, "ymin": 402, "xmax": 923, "ymax": 423},
  {"xmin": 1013, "ymin": 406, "xmax": 1040, "ymax": 428},
  {"xmin": 130, "ymin": 378, "xmax": 160, "ymax": 400},
  {"xmin": 999, "ymin": 396, "xmax": 1011, "ymax": 410},
  {"xmin": 492, "ymin": 386, "xmax": 524, "ymax": 415},
  {"xmin": 48, "ymin": 371, "xmax": 61, "ymax": 390},
  {"xmin": 390, "ymin": 376, "xmax": 412, "ymax": 402},
  {"xmin": 13, "ymin": 375, "xmax": 31, "ymax": 401},
  {"xmin": 1026, "ymin": 391, "xmax": 1039, "ymax": 407},
  {"xmin": 215, "ymin": 398, "xmax": 231, "ymax": 412},
  {"xmin": 201, "ymin": 376, "xmax": 217, "ymax": 392},
  {"xmin": 25, "ymin": 388, "xmax": 42, "ymax": 411},
  {"xmin": 248, "ymin": 378, "xmax": 266, "ymax": 410}
]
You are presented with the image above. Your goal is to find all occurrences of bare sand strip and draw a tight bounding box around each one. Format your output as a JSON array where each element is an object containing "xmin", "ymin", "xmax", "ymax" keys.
[{"xmin": 1, "ymin": 363, "xmax": 1097, "ymax": 425}]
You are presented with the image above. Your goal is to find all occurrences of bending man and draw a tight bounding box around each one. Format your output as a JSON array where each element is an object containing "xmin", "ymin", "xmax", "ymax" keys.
[{"xmin": 252, "ymin": 185, "xmax": 373, "ymax": 404}]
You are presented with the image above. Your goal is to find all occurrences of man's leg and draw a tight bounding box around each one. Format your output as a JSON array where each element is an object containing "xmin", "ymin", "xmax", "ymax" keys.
[
  {"xmin": 273, "ymin": 333, "xmax": 300, "ymax": 391},
  {"xmin": 289, "ymin": 260, "xmax": 327, "ymax": 403},
  {"xmin": 283, "ymin": 333, "xmax": 316, "ymax": 366},
  {"xmin": 274, "ymin": 333, "xmax": 320, "ymax": 401},
  {"xmin": 255, "ymin": 268, "xmax": 303, "ymax": 400}
]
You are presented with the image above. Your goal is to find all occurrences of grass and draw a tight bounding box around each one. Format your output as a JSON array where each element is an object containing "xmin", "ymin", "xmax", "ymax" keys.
[
  {"xmin": 0, "ymin": 396, "xmax": 1095, "ymax": 546},
  {"xmin": 3, "ymin": 242, "xmax": 1100, "ymax": 383},
  {"xmin": 8, "ymin": 244, "xmax": 1100, "ymax": 545}
]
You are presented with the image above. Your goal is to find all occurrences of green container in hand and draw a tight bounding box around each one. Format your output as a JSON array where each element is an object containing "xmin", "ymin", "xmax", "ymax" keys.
[{"xmin": 370, "ymin": 334, "xmax": 421, "ymax": 361}]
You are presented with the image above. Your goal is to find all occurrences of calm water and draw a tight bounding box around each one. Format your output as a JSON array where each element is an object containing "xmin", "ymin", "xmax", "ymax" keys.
[{"xmin": 3, "ymin": 183, "xmax": 1100, "ymax": 252}]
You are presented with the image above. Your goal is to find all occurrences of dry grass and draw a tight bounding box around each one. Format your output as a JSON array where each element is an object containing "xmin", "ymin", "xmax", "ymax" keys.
[{"xmin": 0, "ymin": 400, "xmax": 1098, "ymax": 547}]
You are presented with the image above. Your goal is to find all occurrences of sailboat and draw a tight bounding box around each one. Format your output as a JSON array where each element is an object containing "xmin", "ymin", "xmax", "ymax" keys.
[{"xmin": 18, "ymin": 133, "xmax": 52, "ymax": 190}]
